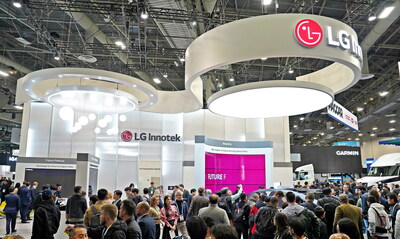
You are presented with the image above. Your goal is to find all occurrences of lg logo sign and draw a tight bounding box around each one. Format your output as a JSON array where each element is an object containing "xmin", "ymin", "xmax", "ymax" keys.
[
  {"xmin": 294, "ymin": 19, "xmax": 323, "ymax": 47},
  {"xmin": 121, "ymin": 130, "xmax": 133, "ymax": 142}
]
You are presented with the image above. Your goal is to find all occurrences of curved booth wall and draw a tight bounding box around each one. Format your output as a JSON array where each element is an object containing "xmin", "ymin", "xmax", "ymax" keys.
[{"xmin": 16, "ymin": 102, "xmax": 292, "ymax": 192}]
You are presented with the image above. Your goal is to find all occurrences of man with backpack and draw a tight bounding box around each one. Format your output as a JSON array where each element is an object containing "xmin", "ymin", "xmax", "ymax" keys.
[
  {"xmin": 32, "ymin": 189, "xmax": 61, "ymax": 239},
  {"xmin": 249, "ymin": 195, "xmax": 268, "ymax": 239},
  {"xmin": 317, "ymin": 188, "xmax": 340, "ymax": 235},
  {"xmin": 233, "ymin": 193, "xmax": 251, "ymax": 239},
  {"xmin": 84, "ymin": 188, "xmax": 109, "ymax": 227},
  {"xmin": 254, "ymin": 197, "xmax": 278, "ymax": 239},
  {"xmin": 282, "ymin": 192, "xmax": 320, "ymax": 239}
]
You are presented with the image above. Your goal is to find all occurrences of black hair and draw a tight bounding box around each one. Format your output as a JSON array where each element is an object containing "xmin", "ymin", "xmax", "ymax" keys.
[
  {"xmin": 264, "ymin": 196, "xmax": 271, "ymax": 203},
  {"xmin": 240, "ymin": 193, "xmax": 246, "ymax": 201},
  {"xmin": 90, "ymin": 195, "xmax": 98, "ymax": 204},
  {"xmin": 129, "ymin": 183, "xmax": 135, "ymax": 188},
  {"xmin": 132, "ymin": 188, "xmax": 139, "ymax": 194},
  {"xmin": 164, "ymin": 195, "xmax": 172, "ymax": 217},
  {"xmin": 57, "ymin": 183, "xmax": 62, "ymax": 187},
  {"xmin": 314, "ymin": 206, "xmax": 325, "ymax": 218},
  {"xmin": 274, "ymin": 212, "xmax": 289, "ymax": 235},
  {"xmin": 143, "ymin": 188, "xmax": 149, "ymax": 194},
  {"xmin": 179, "ymin": 184, "xmax": 184, "ymax": 188},
  {"xmin": 322, "ymin": 187, "xmax": 332, "ymax": 195},
  {"xmin": 8, "ymin": 186, "xmax": 15, "ymax": 193},
  {"xmin": 121, "ymin": 199, "xmax": 136, "ymax": 217},
  {"xmin": 114, "ymin": 190, "xmax": 122, "ymax": 197},
  {"xmin": 289, "ymin": 218, "xmax": 306, "ymax": 236},
  {"xmin": 203, "ymin": 216, "xmax": 216, "ymax": 228},
  {"xmin": 295, "ymin": 196, "xmax": 302, "ymax": 204},
  {"xmin": 387, "ymin": 192, "xmax": 398, "ymax": 203},
  {"xmin": 190, "ymin": 188, "xmax": 197, "ymax": 193},
  {"xmin": 270, "ymin": 197, "xmax": 278, "ymax": 205},
  {"xmin": 337, "ymin": 218, "xmax": 360, "ymax": 239},
  {"xmin": 211, "ymin": 224, "xmax": 238, "ymax": 239},
  {"xmin": 124, "ymin": 187, "xmax": 131, "ymax": 192},
  {"xmin": 74, "ymin": 186, "xmax": 82, "ymax": 193},
  {"xmin": 186, "ymin": 216, "xmax": 207, "ymax": 239},
  {"xmin": 286, "ymin": 192, "xmax": 295, "ymax": 203},
  {"xmin": 367, "ymin": 195, "xmax": 377, "ymax": 204},
  {"xmin": 97, "ymin": 188, "xmax": 108, "ymax": 200}
]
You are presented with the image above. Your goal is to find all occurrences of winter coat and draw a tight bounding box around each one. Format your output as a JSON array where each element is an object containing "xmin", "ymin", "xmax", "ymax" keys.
[
  {"xmin": 368, "ymin": 202, "xmax": 390, "ymax": 238},
  {"xmin": 66, "ymin": 193, "xmax": 87, "ymax": 221},
  {"xmin": 88, "ymin": 220, "xmax": 128, "ymax": 239},
  {"xmin": 31, "ymin": 199, "xmax": 61, "ymax": 239}
]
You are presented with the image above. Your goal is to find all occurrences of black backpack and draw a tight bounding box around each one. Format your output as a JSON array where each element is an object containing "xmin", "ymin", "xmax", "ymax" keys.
[
  {"xmin": 293, "ymin": 208, "xmax": 320, "ymax": 239},
  {"xmin": 90, "ymin": 206, "xmax": 101, "ymax": 227},
  {"xmin": 322, "ymin": 201, "xmax": 337, "ymax": 219},
  {"xmin": 233, "ymin": 203, "xmax": 248, "ymax": 223},
  {"xmin": 255, "ymin": 206, "xmax": 277, "ymax": 235}
]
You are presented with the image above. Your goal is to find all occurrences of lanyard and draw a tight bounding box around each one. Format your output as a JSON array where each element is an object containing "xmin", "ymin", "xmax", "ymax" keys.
[{"xmin": 101, "ymin": 226, "xmax": 111, "ymax": 239}]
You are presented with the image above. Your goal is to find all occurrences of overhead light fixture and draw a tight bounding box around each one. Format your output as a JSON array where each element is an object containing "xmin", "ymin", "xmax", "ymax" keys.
[
  {"xmin": 104, "ymin": 115, "xmax": 112, "ymax": 123},
  {"xmin": 208, "ymin": 81, "xmax": 334, "ymax": 118},
  {"xmin": 88, "ymin": 113, "xmax": 96, "ymax": 121},
  {"xmin": 372, "ymin": 127, "xmax": 378, "ymax": 130},
  {"xmin": 14, "ymin": 105, "xmax": 23, "ymax": 110},
  {"xmin": 378, "ymin": 5, "xmax": 395, "ymax": 19},
  {"xmin": 379, "ymin": 91, "xmax": 389, "ymax": 97},
  {"xmin": 300, "ymin": 117, "xmax": 305, "ymax": 120},
  {"xmin": 115, "ymin": 41, "xmax": 123, "ymax": 46},
  {"xmin": 368, "ymin": 12, "xmax": 377, "ymax": 21},
  {"xmin": 13, "ymin": 1, "xmax": 22, "ymax": 8},
  {"xmin": 320, "ymin": 132, "xmax": 325, "ymax": 136},
  {"xmin": 54, "ymin": 56, "xmax": 60, "ymax": 61},
  {"xmin": 390, "ymin": 119, "xmax": 396, "ymax": 124},
  {"xmin": 293, "ymin": 125, "xmax": 298, "ymax": 128},
  {"xmin": 389, "ymin": 128, "xmax": 396, "ymax": 131},
  {"xmin": 140, "ymin": 10, "xmax": 149, "ymax": 19},
  {"xmin": 95, "ymin": 127, "xmax": 101, "ymax": 134},
  {"xmin": 163, "ymin": 73, "xmax": 168, "ymax": 78},
  {"xmin": 98, "ymin": 119, "xmax": 107, "ymax": 128},
  {"xmin": 174, "ymin": 61, "xmax": 179, "ymax": 67},
  {"xmin": 190, "ymin": 19, "xmax": 197, "ymax": 26},
  {"xmin": 329, "ymin": 126, "xmax": 334, "ymax": 129},
  {"xmin": 119, "ymin": 114, "xmax": 127, "ymax": 122},
  {"xmin": 15, "ymin": 37, "xmax": 31, "ymax": 45},
  {"xmin": 78, "ymin": 116, "xmax": 89, "ymax": 126},
  {"xmin": 229, "ymin": 77, "xmax": 234, "ymax": 82},
  {"xmin": 347, "ymin": 138, "xmax": 352, "ymax": 140},
  {"xmin": 262, "ymin": 0, "xmax": 273, "ymax": 5},
  {"xmin": 0, "ymin": 70, "xmax": 9, "ymax": 77},
  {"xmin": 357, "ymin": 107, "xmax": 364, "ymax": 112},
  {"xmin": 288, "ymin": 68, "xmax": 294, "ymax": 74},
  {"xmin": 355, "ymin": 138, "xmax": 360, "ymax": 141},
  {"xmin": 179, "ymin": 57, "xmax": 185, "ymax": 62},
  {"xmin": 59, "ymin": 106, "xmax": 74, "ymax": 121},
  {"xmin": 153, "ymin": 78, "xmax": 161, "ymax": 84},
  {"xmin": 370, "ymin": 133, "xmax": 376, "ymax": 137},
  {"xmin": 261, "ymin": 57, "xmax": 268, "ymax": 61},
  {"xmin": 358, "ymin": 133, "xmax": 363, "ymax": 136},
  {"xmin": 218, "ymin": 83, "xmax": 223, "ymax": 88}
]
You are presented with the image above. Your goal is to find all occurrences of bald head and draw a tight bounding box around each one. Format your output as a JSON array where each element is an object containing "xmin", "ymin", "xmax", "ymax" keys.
[{"xmin": 329, "ymin": 233, "xmax": 350, "ymax": 239}]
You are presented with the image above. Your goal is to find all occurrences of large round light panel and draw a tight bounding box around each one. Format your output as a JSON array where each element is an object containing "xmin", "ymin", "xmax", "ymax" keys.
[
  {"xmin": 45, "ymin": 86, "xmax": 138, "ymax": 114},
  {"xmin": 208, "ymin": 81, "xmax": 334, "ymax": 118}
]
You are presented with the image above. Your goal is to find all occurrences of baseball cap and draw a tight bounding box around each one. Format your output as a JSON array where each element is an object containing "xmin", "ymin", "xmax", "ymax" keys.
[{"xmin": 42, "ymin": 189, "xmax": 53, "ymax": 200}]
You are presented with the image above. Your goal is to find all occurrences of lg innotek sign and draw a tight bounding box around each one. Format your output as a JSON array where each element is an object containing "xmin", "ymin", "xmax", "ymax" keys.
[
  {"xmin": 294, "ymin": 19, "xmax": 363, "ymax": 63},
  {"xmin": 121, "ymin": 130, "xmax": 181, "ymax": 142}
]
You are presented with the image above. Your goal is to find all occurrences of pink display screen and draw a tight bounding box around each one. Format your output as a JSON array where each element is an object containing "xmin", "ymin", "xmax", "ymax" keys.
[{"xmin": 205, "ymin": 152, "xmax": 266, "ymax": 193}]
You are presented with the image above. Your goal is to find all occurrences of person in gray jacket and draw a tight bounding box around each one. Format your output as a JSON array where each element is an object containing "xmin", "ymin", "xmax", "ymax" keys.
[
  {"xmin": 198, "ymin": 194, "xmax": 229, "ymax": 225},
  {"xmin": 188, "ymin": 187, "xmax": 209, "ymax": 217},
  {"xmin": 120, "ymin": 199, "xmax": 142, "ymax": 239}
]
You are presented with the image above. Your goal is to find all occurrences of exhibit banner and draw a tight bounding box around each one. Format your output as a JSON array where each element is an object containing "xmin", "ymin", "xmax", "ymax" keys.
[{"xmin": 327, "ymin": 101, "xmax": 359, "ymax": 131}]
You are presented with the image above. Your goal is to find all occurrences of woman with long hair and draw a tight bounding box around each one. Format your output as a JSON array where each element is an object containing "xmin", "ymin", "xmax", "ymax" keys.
[
  {"xmin": 160, "ymin": 195, "xmax": 179, "ymax": 239},
  {"xmin": 149, "ymin": 195, "xmax": 163, "ymax": 239},
  {"xmin": 274, "ymin": 212, "xmax": 292, "ymax": 239},
  {"xmin": 337, "ymin": 218, "xmax": 361, "ymax": 239}
]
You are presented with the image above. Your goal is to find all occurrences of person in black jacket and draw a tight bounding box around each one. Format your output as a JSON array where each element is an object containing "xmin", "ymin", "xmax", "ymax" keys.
[
  {"xmin": 4, "ymin": 186, "xmax": 20, "ymax": 235},
  {"xmin": 233, "ymin": 193, "xmax": 251, "ymax": 239},
  {"xmin": 120, "ymin": 199, "xmax": 142, "ymax": 239},
  {"xmin": 137, "ymin": 202, "xmax": 156, "ymax": 239},
  {"xmin": 301, "ymin": 193, "xmax": 317, "ymax": 212},
  {"xmin": 0, "ymin": 179, "xmax": 11, "ymax": 203},
  {"xmin": 31, "ymin": 189, "xmax": 61, "ymax": 239},
  {"xmin": 317, "ymin": 188, "xmax": 340, "ymax": 235},
  {"xmin": 87, "ymin": 204, "xmax": 127, "ymax": 239},
  {"xmin": 66, "ymin": 186, "xmax": 88, "ymax": 224}
]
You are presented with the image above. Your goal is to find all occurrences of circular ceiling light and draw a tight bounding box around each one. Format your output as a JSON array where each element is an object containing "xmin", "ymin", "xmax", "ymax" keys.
[
  {"xmin": 119, "ymin": 114, "xmax": 127, "ymax": 122},
  {"xmin": 45, "ymin": 86, "xmax": 138, "ymax": 114},
  {"xmin": 98, "ymin": 119, "xmax": 107, "ymax": 128},
  {"xmin": 78, "ymin": 116, "xmax": 89, "ymax": 126},
  {"xmin": 88, "ymin": 113, "xmax": 96, "ymax": 121},
  {"xmin": 208, "ymin": 81, "xmax": 334, "ymax": 118},
  {"xmin": 59, "ymin": 106, "xmax": 74, "ymax": 121}
]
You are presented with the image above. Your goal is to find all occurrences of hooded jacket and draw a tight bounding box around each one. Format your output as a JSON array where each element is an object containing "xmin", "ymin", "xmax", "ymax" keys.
[
  {"xmin": 281, "ymin": 203, "xmax": 304, "ymax": 218},
  {"xmin": 250, "ymin": 201, "xmax": 266, "ymax": 235},
  {"xmin": 368, "ymin": 202, "xmax": 390, "ymax": 238},
  {"xmin": 88, "ymin": 219, "xmax": 128, "ymax": 239},
  {"xmin": 31, "ymin": 199, "xmax": 61, "ymax": 239}
]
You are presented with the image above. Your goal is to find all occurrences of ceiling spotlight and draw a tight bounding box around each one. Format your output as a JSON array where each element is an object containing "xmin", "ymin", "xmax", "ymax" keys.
[
  {"xmin": 368, "ymin": 12, "xmax": 377, "ymax": 21},
  {"xmin": 355, "ymin": 138, "xmax": 360, "ymax": 141},
  {"xmin": 153, "ymin": 78, "xmax": 161, "ymax": 84},
  {"xmin": 78, "ymin": 116, "xmax": 89, "ymax": 126},
  {"xmin": 104, "ymin": 114, "xmax": 112, "ymax": 123},
  {"xmin": 390, "ymin": 120, "xmax": 396, "ymax": 124},
  {"xmin": 0, "ymin": 70, "xmax": 9, "ymax": 77},
  {"xmin": 179, "ymin": 57, "xmax": 185, "ymax": 62},
  {"xmin": 106, "ymin": 129, "xmax": 112, "ymax": 135},
  {"xmin": 261, "ymin": 57, "xmax": 268, "ymax": 61},
  {"xmin": 300, "ymin": 117, "xmax": 305, "ymax": 120},
  {"xmin": 357, "ymin": 107, "xmax": 364, "ymax": 112},
  {"xmin": 372, "ymin": 127, "xmax": 378, "ymax": 130},
  {"xmin": 13, "ymin": 1, "xmax": 22, "ymax": 8},
  {"xmin": 320, "ymin": 132, "xmax": 325, "ymax": 136},
  {"xmin": 347, "ymin": 138, "xmax": 352, "ymax": 140},
  {"xmin": 119, "ymin": 114, "xmax": 127, "ymax": 122},
  {"xmin": 330, "ymin": 126, "xmax": 334, "ymax": 129},
  {"xmin": 293, "ymin": 125, "xmax": 298, "ymax": 128},
  {"xmin": 190, "ymin": 19, "xmax": 197, "ymax": 26},
  {"xmin": 88, "ymin": 113, "xmax": 96, "ymax": 121},
  {"xmin": 140, "ymin": 10, "xmax": 149, "ymax": 19},
  {"xmin": 115, "ymin": 41, "xmax": 123, "ymax": 46},
  {"xmin": 174, "ymin": 61, "xmax": 179, "ymax": 67},
  {"xmin": 288, "ymin": 68, "xmax": 294, "ymax": 74},
  {"xmin": 95, "ymin": 127, "xmax": 101, "ymax": 134},
  {"xmin": 14, "ymin": 105, "xmax": 23, "ymax": 110},
  {"xmin": 218, "ymin": 83, "xmax": 223, "ymax": 88},
  {"xmin": 389, "ymin": 128, "xmax": 396, "ymax": 131},
  {"xmin": 229, "ymin": 77, "xmax": 234, "ymax": 82},
  {"xmin": 163, "ymin": 73, "xmax": 168, "ymax": 78},
  {"xmin": 379, "ymin": 91, "xmax": 389, "ymax": 97},
  {"xmin": 262, "ymin": 0, "xmax": 273, "ymax": 5},
  {"xmin": 54, "ymin": 56, "xmax": 60, "ymax": 61},
  {"xmin": 358, "ymin": 133, "xmax": 363, "ymax": 136},
  {"xmin": 98, "ymin": 119, "xmax": 107, "ymax": 128},
  {"xmin": 370, "ymin": 133, "xmax": 376, "ymax": 137},
  {"xmin": 378, "ymin": 4, "xmax": 395, "ymax": 19}
]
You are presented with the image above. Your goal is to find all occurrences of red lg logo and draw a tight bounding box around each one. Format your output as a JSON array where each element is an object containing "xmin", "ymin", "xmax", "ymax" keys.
[
  {"xmin": 294, "ymin": 19, "xmax": 323, "ymax": 47},
  {"xmin": 121, "ymin": 130, "xmax": 133, "ymax": 142}
]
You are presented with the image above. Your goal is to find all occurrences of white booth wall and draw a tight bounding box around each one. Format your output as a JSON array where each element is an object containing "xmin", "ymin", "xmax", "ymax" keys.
[{"xmin": 17, "ymin": 102, "xmax": 292, "ymax": 192}]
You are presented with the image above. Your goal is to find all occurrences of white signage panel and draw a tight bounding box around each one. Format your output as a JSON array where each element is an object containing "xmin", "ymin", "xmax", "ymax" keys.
[{"xmin": 327, "ymin": 101, "xmax": 358, "ymax": 131}]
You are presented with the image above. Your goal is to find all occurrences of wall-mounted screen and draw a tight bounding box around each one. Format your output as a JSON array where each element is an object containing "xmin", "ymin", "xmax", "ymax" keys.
[{"xmin": 205, "ymin": 152, "xmax": 265, "ymax": 193}]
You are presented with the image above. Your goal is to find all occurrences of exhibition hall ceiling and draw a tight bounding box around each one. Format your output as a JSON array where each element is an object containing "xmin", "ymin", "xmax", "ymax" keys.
[{"xmin": 0, "ymin": 0, "xmax": 399, "ymax": 150}]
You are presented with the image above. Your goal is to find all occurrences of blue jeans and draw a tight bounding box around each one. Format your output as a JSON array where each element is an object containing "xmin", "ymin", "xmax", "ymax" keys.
[
  {"xmin": 21, "ymin": 204, "xmax": 29, "ymax": 222},
  {"xmin": 6, "ymin": 212, "xmax": 17, "ymax": 234}
]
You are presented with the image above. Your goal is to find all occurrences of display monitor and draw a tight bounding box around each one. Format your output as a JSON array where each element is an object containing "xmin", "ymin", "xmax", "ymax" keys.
[{"xmin": 205, "ymin": 152, "xmax": 265, "ymax": 193}]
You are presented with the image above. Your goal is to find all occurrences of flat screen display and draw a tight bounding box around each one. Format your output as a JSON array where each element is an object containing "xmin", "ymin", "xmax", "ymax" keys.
[
  {"xmin": 205, "ymin": 152, "xmax": 265, "ymax": 193},
  {"xmin": 25, "ymin": 168, "xmax": 76, "ymax": 197}
]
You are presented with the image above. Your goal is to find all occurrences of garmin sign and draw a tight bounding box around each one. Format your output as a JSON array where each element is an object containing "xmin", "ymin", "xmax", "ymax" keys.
[
  {"xmin": 121, "ymin": 130, "xmax": 181, "ymax": 142},
  {"xmin": 294, "ymin": 19, "xmax": 362, "ymax": 64},
  {"xmin": 336, "ymin": 151, "xmax": 359, "ymax": 156},
  {"xmin": 327, "ymin": 101, "xmax": 358, "ymax": 132}
]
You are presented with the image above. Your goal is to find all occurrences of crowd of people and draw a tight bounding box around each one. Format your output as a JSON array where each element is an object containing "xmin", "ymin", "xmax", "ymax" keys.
[{"xmin": 2, "ymin": 177, "xmax": 400, "ymax": 239}]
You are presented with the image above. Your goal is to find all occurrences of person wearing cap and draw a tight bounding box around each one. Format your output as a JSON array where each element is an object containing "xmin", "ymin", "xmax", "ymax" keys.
[
  {"xmin": 149, "ymin": 182, "xmax": 156, "ymax": 198},
  {"xmin": 32, "ymin": 189, "xmax": 61, "ymax": 239}
]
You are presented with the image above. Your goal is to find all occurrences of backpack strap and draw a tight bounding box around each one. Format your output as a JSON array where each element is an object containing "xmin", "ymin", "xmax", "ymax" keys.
[
  {"xmin": 91, "ymin": 205, "xmax": 98, "ymax": 215},
  {"xmin": 372, "ymin": 207, "xmax": 384, "ymax": 225}
]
